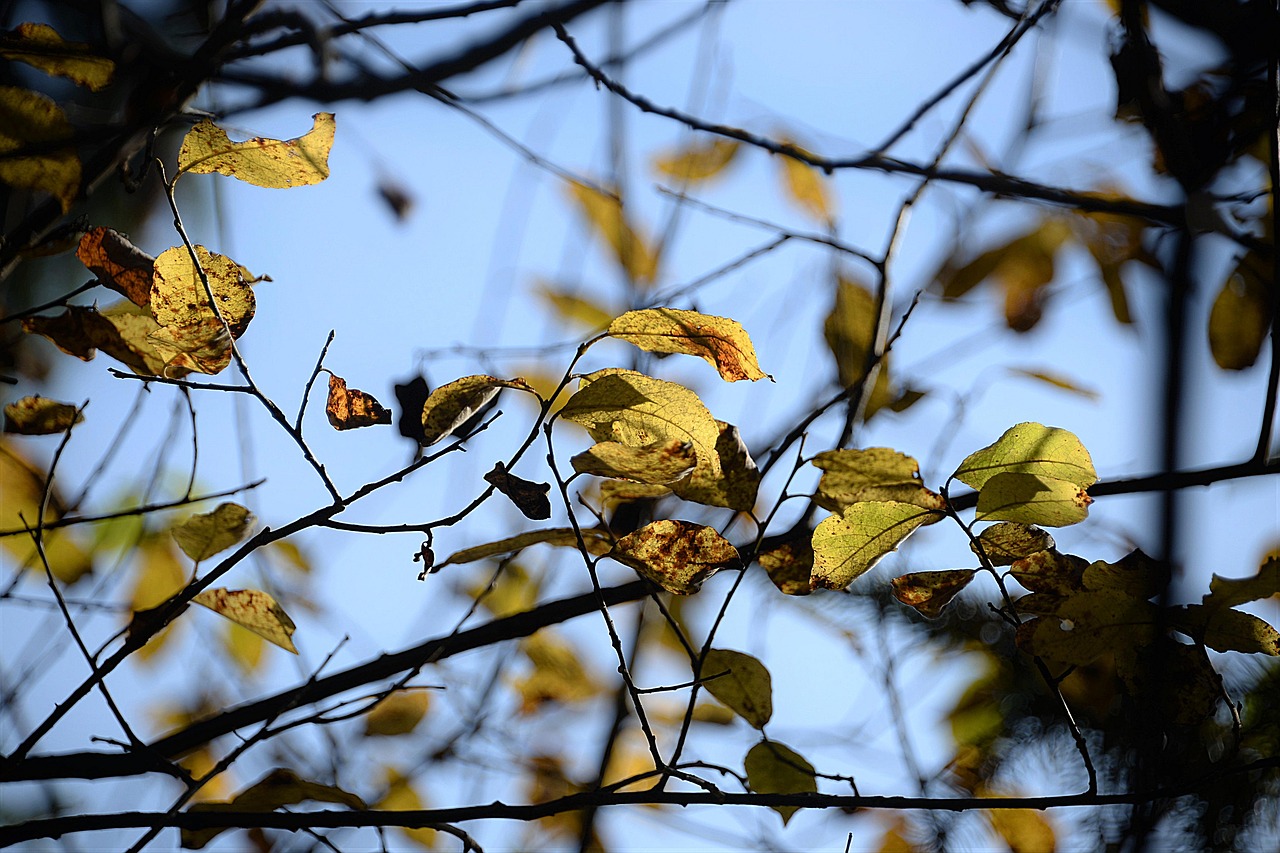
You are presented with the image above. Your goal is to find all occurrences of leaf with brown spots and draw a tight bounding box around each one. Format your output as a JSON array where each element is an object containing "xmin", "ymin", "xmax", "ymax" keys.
[
  {"xmin": 608, "ymin": 308, "xmax": 770, "ymax": 382},
  {"xmin": 3, "ymin": 396, "xmax": 82, "ymax": 435},
  {"xmin": 757, "ymin": 529, "xmax": 814, "ymax": 596},
  {"xmin": 609, "ymin": 519, "xmax": 739, "ymax": 595},
  {"xmin": 171, "ymin": 503, "xmax": 254, "ymax": 562},
  {"xmin": 972, "ymin": 522, "xmax": 1055, "ymax": 566},
  {"xmin": 326, "ymin": 373, "xmax": 392, "ymax": 430},
  {"xmin": 177, "ymin": 113, "xmax": 335, "ymax": 188},
  {"xmin": 76, "ymin": 227, "xmax": 154, "ymax": 307},
  {"xmin": 150, "ymin": 245, "xmax": 257, "ymax": 375},
  {"xmin": 892, "ymin": 570, "xmax": 976, "ymax": 618},
  {"xmin": 812, "ymin": 447, "xmax": 945, "ymax": 513},
  {"xmin": 484, "ymin": 461, "xmax": 551, "ymax": 520},
  {"xmin": 193, "ymin": 588, "xmax": 298, "ymax": 654}
]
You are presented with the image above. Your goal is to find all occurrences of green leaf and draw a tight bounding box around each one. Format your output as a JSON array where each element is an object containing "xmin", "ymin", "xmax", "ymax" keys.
[
  {"xmin": 652, "ymin": 137, "xmax": 740, "ymax": 182},
  {"xmin": 193, "ymin": 588, "xmax": 297, "ymax": 654},
  {"xmin": 975, "ymin": 473, "xmax": 1093, "ymax": 528},
  {"xmin": 3, "ymin": 396, "xmax": 82, "ymax": 435},
  {"xmin": 0, "ymin": 23, "xmax": 115, "ymax": 90},
  {"xmin": 702, "ymin": 649, "xmax": 772, "ymax": 728},
  {"xmin": 437, "ymin": 527, "xmax": 613, "ymax": 568},
  {"xmin": 891, "ymin": 570, "xmax": 976, "ymax": 618},
  {"xmin": 812, "ymin": 448, "xmax": 945, "ymax": 513},
  {"xmin": 608, "ymin": 308, "xmax": 770, "ymax": 382},
  {"xmin": 171, "ymin": 502, "xmax": 254, "ymax": 562},
  {"xmin": 182, "ymin": 768, "xmax": 364, "ymax": 848},
  {"xmin": 1203, "ymin": 558, "xmax": 1279, "ymax": 610},
  {"xmin": 571, "ymin": 438, "xmax": 696, "ymax": 484},
  {"xmin": 953, "ymin": 422, "xmax": 1097, "ymax": 490},
  {"xmin": 744, "ymin": 740, "xmax": 817, "ymax": 825},
  {"xmin": 1208, "ymin": 251, "xmax": 1271, "ymax": 371},
  {"xmin": 0, "ymin": 84, "xmax": 79, "ymax": 212},
  {"xmin": 972, "ymin": 522, "xmax": 1055, "ymax": 566},
  {"xmin": 1172, "ymin": 604, "xmax": 1280, "ymax": 655},
  {"xmin": 822, "ymin": 275, "xmax": 875, "ymax": 388},
  {"xmin": 669, "ymin": 420, "xmax": 761, "ymax": 511},
  {"xmin": 609, "ymin": 520, "xmax": 739, "ymax": 595},
  {"xmin": 419, "ymin": 375, "xmax": 531, "ymax": 446},
  {"xmin": 811, "ymin": 501, "xmax": 940, "ymax": 590},
  {"xmin": 177, "ymin": 113, "xmax": 335, "ymax": 188}
]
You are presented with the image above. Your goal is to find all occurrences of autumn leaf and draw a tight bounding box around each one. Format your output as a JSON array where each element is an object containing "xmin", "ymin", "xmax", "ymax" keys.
[
  {"xmin": 1081, "ymin": 549, "xmax": 1168, "ymax": 598},
  {"xmin": 76, "ymin": 227, "xmax": 155, "ymax": 307},
  {"xmin": 811, "ymin": 501, "xmax": 942, "ymax": 590},
  {"xmin": 701, "ymin": 648, "xmax": 772, "ymax": 728},
  {"xmin": 757, "ymin": 530, "xmax": 814, "ymax": 596},
  {"xmin": 1015, "ymin": 590, "xmax": 1159, "ymax": 665},
  {"xmin": 972, "ymin": 523, "xmax": 1055, "ymax": 566},
  {"xmin": 193, "ymin": 588, "xmax": 298, "ymax": 654},
  {"xmin": 484, "ymin": 461, "xmax": 552, "ymax": 520},
  {"xmin": 566, "ymin": 181, "xmax": 660, "ymax": 284},
  {"xmin": 364, "ymin": 691, "xmax": 430, "ymax": 736},
  {"xmin": 419, "ymin": 375, "xmax": 530, "ymax": 446},
  {"xmin": 812, "ymin": 448, "xmax": 945, "ymax": 513},
  {"xmin": 652, "ymin": 137, "xmax": 739, "ymax": 182},
  {"xmin": 823, "ymin": 275, "xmax": 876, "ymax": 387},
  {"xmin": 182, "ymin": 768, "xmax": 363, "ymax": 848},
  {"xmin": 437, "ymin": 527, "xmax": 613, "ymax": 568},
  {"xmin": 171, "ymin": 502, "xmax": 254, "ymax": 561},
  {"xmin": 325, "ymin": 373, "xmax": 392, "ymax": 430},
  {"xmin": 375, "ymin": 770, "xmax": 436, "ymax": 849},
  {"xmin": 1172, "ymin": 604, "xmax": 1280, "ymax": 655},
  {"xmin": 150, "ymin": 245, "xmax": 258, "ymax": 375},
  {"xmin": 571, "ymin": 438, "xmax": 697, "ymax": 485},
  {"xmin": 670, "ymin": 420, "xmax": 761, "ymax": 512},
  {"xmin": 607, "ymin": 307, "xmax": 770, "ymax": 381},
  {"xmin": 609, "ymin": 519, "xmax": 740, "ymax": 594},
  {"xmin": 892, "ymin": 570, "xmax": 977, "ymax": 618},
  {"xmin": 177, "ymin": 113, "xmax": 336, "ymax": 188},
  {"xmin": 1008, "ymin": 548, "xmax": 1087, "ymax": 595},
  {"xmin": 778, "ymin": 138, "xmax": 834, "ymax": 223},
  {"xmin": 23, "ymin": 301, "xmax": 177, "ymax": 376},
  {"xmin": 975, "ymin": 472, "xmax": 1093, "ymax": 528},
  {"xmin": 0, "ymin": 84, "xmax": 79, "ymax": 212},
  {"xmin": 0, "ymin": 23, "xmax": 114, "ymax": 90},
  {"xmin": 537, "ymin": 282, "xmax": 616, "ymax": 330},
  {"xmin": 514, "ymin": 630, "xmax": 600, "ymax": 713},
  {"xmin": 1202, "ymin": 557, "xmax": 1279, "ymax": 610},
  {"xmin": 392, "ymin": 374, "xmax": 431, "ymax": 444},
  {"xmin": 953, "ymin": 422, "xmax": 1097, "ymax": 491},
  {"xmin": 1007, "ymin": 367, "xmax": 1100, "ymax": 401},
  {"xmin": 745, "ymin": 740, "xmax": 817, "ymax": 824},
  {"xmin": 1208, "ymin": 250, "xmax": 1271, "ymax": 370},
  {"xmin": 3, "ymin": 396, "xmax": 82, "ymax": 435}
]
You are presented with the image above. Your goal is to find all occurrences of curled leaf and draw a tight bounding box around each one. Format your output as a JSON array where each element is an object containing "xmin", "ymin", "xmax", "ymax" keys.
[
  {"xmin": 669, "ymin": 420, "xmax": 760, "ymax": 512},
  {"xmin": 419, "ymin": 375, "xmax": 529, "ymax": 446},
  {"xmin": 812, "ymin": 448, "xmax": 945, "ymax": 513},
  {"xmin": 177, "ymin": 113, "xmax": 335, "ymax": 188},
  {"xmin": 193, "ymin": 588, "xmax": 298, "ymax": 654},
  {"xmin": 609, "ymin": 519, "xmax": 739, "ymax": 595},
  {"xmin": 76, "ymin": 227, "xmax": 154, "ymax": 307},
  {"xmin": 3, "ymin": 396, "xmax": 82, "ymax": 435},
  {"xmin": 702, "ymin": 649, "xmax": 772, "ymax": 728},
  {"xmin": 326, "ymin": 373, "xmax": 392, "ymax": 430},
  {"xmin": 485, "ymin": 461, "xmax": 551, "ymax": 520},
  {"xmin": 892, "ymin": 569, "xmax": 977, "ymax": 618},
  {"xmin": 608, "ymin": 307, "xmax": 770, "ymax": 382},
  {"xmin": 171, "ymin": 502, "xmax": 254, "ymax": 562},
  {"xmin": 150, "ymin": 245, "xmax": 257, "ymax": 375}
]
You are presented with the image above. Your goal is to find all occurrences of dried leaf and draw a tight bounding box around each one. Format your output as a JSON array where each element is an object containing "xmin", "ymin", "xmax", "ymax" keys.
[
  {"xmin": 1009, "ymin": 549, "xmax": 1087, "ymax": 595},
  {"xmin": 973, "ymin": 523, "xmax": 1055, "ymax": 566},
  {"xmin": 608, "ymin": 307, "xmax": 770, "ymax": 382},
  {"xmin": 419, "ymin": 375, "xmax": 529, "ymax": 446},
  {"xmin": 437, "ymin": 527, "xmax": 612, "ymax": 567},
  {"xmin": 1209, "ymin": 250, "xmax": 1271, "ymax": 370},
  {"xmin": 177, "ymin": 113, "xmax": 335, "ymax": 188},
  {"xmin": 326, "ymin": 373, "xmax": 392, "ymax": 430},
  {"xmin": 193, "ymin": 588, "xmax": 297, "ymax": 654},
  {"xmin": 811, "ymin": 501, "xmax": 941, "ymax": 590},
  {"xmin": 953, "ymin": 422, "xmax": 1097, "ymax": 491},
  {"xmin": 702, "ymin": 649, "xmax": 772, "ymax": 728},
  {"xmin": 0, "ymin": 84, "xmax": 79, "ymax": 212},
  {"xmin": 0, "ymin": 23, "xmax": 114, "ymax": 90},
  {"xmin": 892, "ymin": 570, "xmax": 977, "ymax": 618},
  {"xmin": 571, "ymin": 438, "xmax": 696, "ymax": 485},
  {"xmin": 1007, "ymin": 368, "xmax": 1100, "ymax": 401},
  {"xmin": 484, "ymin": 461, "xmax": 551, "ymax": 520},
  {"xmin": 609, "ymin": 519, "xmax": 740, "ymax": 595},
  {"xmin": 3, "ymin": 396, "xmax": 82, "ymax": 434},
  {"xmin": 76, "ymin": 227, "xmax": 154, "ymax": 307},
  {"xmin": 393, "ymin": 374, "xmax": 432, "ymax": 444},
  {"xmin": 757, "ymin": 532, "xmax": 814, "ymax": 596},
  {"xmin": 652, "ymin": 137, "xmax": 739, "ymax": 182},
  {"xmin": 364, "ymin": 691, "xmax": 430, "ymax": 736},
  {"xmin": 745, "ymin": 739, "xmax": 817, "ymax": 824},
  {"xmin": 150, "ymin": 245, "xmax": 257, "ymax": 375},
  {"xmin": 567, "ymin": 181, "xmax": 660, "ymax": 284},
  {"xmin": 171, "ymin": 502, "xmax": 254, "ymax": 562}
]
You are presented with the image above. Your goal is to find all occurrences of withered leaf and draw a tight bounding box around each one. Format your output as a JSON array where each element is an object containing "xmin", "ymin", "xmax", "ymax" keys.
[
  {"xmin": 420, "ymin": 375, "xmax": 530, "ymax": 446},
  {"xmin": 973, "ymin": 522, "xmax": 1055, "ymax": 566},
  {"xmin": 192, "ymin": 588, "xmax": 297, "ymax": 654},
  {"xmin": 610, "ymin": 519, "xmax": 739, "ymax": 595},
  {"xmin": 485, "ymin": 461, "xmax": 552, "ymax": 520},
  {"xmin": 326, "ymin": 373, "xmax": 392, "ymax": 430},
  {"xmin": 892, "ymin": 569, "xmax": 977, "ymax": 618},
  {"xmin": 3, "ymin": 396, "xmax": 82, "ymax": 435},
  {"xmin": 76, "ymin": 227, "xmax": 154, "ymax": 307},
  {"xmin": 177, "ymin": 113, "xmax": 335, "ymax": 188},
  {"xmin": 392, "ymin": 374, "xmax": 431, "ymax": 443},
  {"xmin": 608, "ymin": 308, "xmax": 770, "ymax": 382},
  {"xmin": 171, "ymin": 503, "xmax": 254, "ymax": 562}
]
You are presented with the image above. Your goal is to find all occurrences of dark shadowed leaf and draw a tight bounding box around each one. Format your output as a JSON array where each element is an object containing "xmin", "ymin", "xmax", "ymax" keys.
[
  {"xmin": 1208, "ymin": 250, "xmax": 1271, "ymax": 370},
  {"xmin": 745, "ymin": 739, "xmax": 817, "ymax": 825},
  {"xmin": 3, "ymin": 396, "xmax": 82, "ymax": 435},
  {"xmin": 171, "ymin": 503, "xmax": 254, "ymax": 562},
  {"xmin": 0, "ymin": 23, "xmax": 114, "ymax": 89},
  {"xmin": 76, "ymin": 227, "xmax": 154, "ymax": 307},
  {"xmin": 892, "ymin": 570, "xmax": 977, "ymax": 618},
  {"xmin": 182, "ymin": 768, "xmax": 364, "ymax": 848},
  {"xmin": 485, "ymin": 461, "xmax": 551, "ymax": 520},
  {"xmin": 973, "ymin": 522, "xmax": 1055, "ymax": 566},
  {"xmin": 364, "ymin": 691, "xmax": 430, "ymax": 736},
  {"xmin": 702, "ymin": 648, "xmax": 772, "ymax": 728}
]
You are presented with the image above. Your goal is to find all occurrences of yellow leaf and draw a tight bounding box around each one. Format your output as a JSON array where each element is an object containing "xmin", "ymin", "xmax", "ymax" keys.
[
  {"xmin": 1007, "ymin": 368, "xmax": 1100, "ymax": 401},
  {"xmin": 599, "ymin": 480, "xmax": 672, "ymax": 505},
  {"xmin": 193, "ymin": 588, "xmax": 298, "ymax": 654},
  {"xmin": 609, "ymin": 519, "xmax": 740, "ymax": 595},
  {"xmin": 669, "ymin": 420, "xmax": 761, "ymax": 512},
  {"xmin": 419, "ymin": 374, "xmax": 531, "ymax": 446},
  {"xmin": 744, "ymin": 739, "xmax": 816, "ymax": 824},
  {"xmin": 953, "ymin": 422, "xmax": 1097, "ymax": 491},
  {"xmin": 514, "ymin": 630, "xmax": 600, "ymax": 713},
  {"xmin": 987, "ymin": 802, "xmax": 1057, "ymax": 853},
  {"xmin": 364, "ymin": 691, "xmax": 431, "ymax": 736},
  {"xmin": 972, "ymin": 522, "xmax": 1055, "ymax": 566},
  {"xmin": 3, "ymin": 396, "xmax": 81, "ymax": 435},
  {"xmin": 376, "ymin": 770, "xmax": 436, "ymax": 849},
  {"xmin": 823, "ymin": 275, "xmax": 875, "ymax": 387},
  {"xmin": 0, "ymin": 441, "xmax": 93, "ymax": 583},
  {"xmin": 325, "ymin": 373, "xmax": 392, "ymax": 430},
  {"xmin": 0, "ymin": 23, "xmax": 114, "ymax": 90},
  {"xmin": 566, "ymin": 181, "xmax": 660, "ymax": 284},
  {"xmin": 1209, "ymin": 250, "xmax": 1271, "ymax": 371},
  {"xmin": 150, "ymin": 245, "xmax": 257, "ymax": 375},
  {"xmin": 652, "ymin": 137, "xmax": 739, "ymax": 182},
  {"xmin": 467, "ymin": 562, "xmax": 541, "ymax": 618},
  {"xmin": 701, "ymin": 648, "xmax": 772, "ymax": 728},
  {"xmin": 811, "ymin": 501, "xmax": 941, "ymax": 590},
  {"xmin": 537, "ymin": 282, "xmax": 616, "ymax": 330},
  {"xmin": 171, "ymin": 502, "xmax": 254, "ymax": 562},
  {"xmin": 177, "ymin": 113, "xmax": 336, "ymax": 188},
  {"xmin": 975, "ymin": 473, "xmax": 1093, "ymax": 528},
  {"xmin": 778, "ymin": 139, "xmax": 834, "ymax": 223},
  {"xmin": 812, "ymin": 448, "xmax": 945, "ymax": 513},
  {"xmin": 129, "ymin": 538, "xmax": 187, "ymax": 612},
  {"xmin": 23, "ymin": 302, "xmax": 176, "ymax": 377},
  {"xmin": 892, "ymin": 570, "xmax": 977, "ymax": 618},
  {"xmin": 1203, "ymin": 557, "xmax": 1280, "ymax": 610},
  {"xmin": 76, "ymin": 227, "xmax": 154, "ymax": 307},
  {"xmin": 608, "ymin": 307, "xmax": 770, "ymax": 382},
  {"xmin": 437, "ymin": 527, "xmax": 613, "ymax": 568},
  {"xmin": 571, "ymin": 438, "xmax": 697, "ymax": 485},
  {"xmin": 223, "ymin": 621, "xmax": 265, "ymax": 674},
  {"xmin": 0, "ymin": 84, "xmax": 79, "ymax": 212}
]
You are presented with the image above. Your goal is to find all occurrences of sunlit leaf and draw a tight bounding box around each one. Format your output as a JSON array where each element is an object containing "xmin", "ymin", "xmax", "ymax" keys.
[
  {"xmin": 953, "ymin": 422, "xmax": 1097, "ymax": 490},
  {"xmin": 1209, "ymin": 250, "xmax": 1271, "ymax": 370},
  {"xmin": 23, "ymin": 301, "xmax": 176, "ymax": 376},
  {"xmin": 1007, "ymin": 367, "xmax": 1100, "ymax": 401},
  {"xmin": 326, "ymin": 373, "xmax": 392, "ymax": 430},
  {"xmin": 811, "ymin": 501, "xmax": 941, "ymax": 590},
  {"xmin": 76, "ymin": 227, "xmax": 154, "ymax": 307},
  {"xmin": 986, "ymin": 801, "xmax": 1056, "ymax": 853},
  {"xmin": 193, "ymin": 588, "xmax": 297, "ymax": 654},
  {"xmin": 892, "ymin": 570, "xmax": 976, "ymax": 618},
  {"xmin": 537, "ymin": 282, "xmax": 616, "ymax": 330},
  {"xmin": 744, "ymin": 739, "xmax": 817, "ymax": 824},
  {"xmin": 812, "ymin": 448, "xmax": 945, "ymax": 513},
  {"xmin": 567, "ymin": 181, "xmax": 660, "ymax": 284},
  {"xmin": 823, "ymin": 275, "xmax": 876, "ymax": 387},
  {"xmin": 177, "ymin": 113, "xmax": 335, "ymax": 188},
  {"xmin": 669, "ymin": 420, "xmax": 760, "ymax": 512},
  {"xmin": 514, "ymin": 630, "xmax": 600, "ymax": 713},
  {"xmin": 652, "ymin": 137, "xmax": 739, "ymax": 182},
  {"xmin": 608, "ymin": 308, "xmax": 770, "ymax": 382},
  {"xmin": 0, "ymin": 23, "xmax": 114, "ymax": 90},
  {"xmin": 0, "ymin": 84, "xmax": 79, "ymax": 212},
  {"xmin": 1081, "ymin": 549, "xmax": 1168, "ymax": 598},
  {"xmin": 171, "ymin": 503, "xmax": 253, "ymax": 562},
  {"xmin": 778, "ymin": 139, "xmax": 834, "ymax": 223},
  {"xmin": 610, "ymin": 519, "xmax": 739, "ymax": 595},
  {"xmin": 129, "ymin": 537, "xmax": 187, "ymax": 612},
  {"xmin": 151, "ymin": 245, "xmax": 257, "ymax": 375},
  {"xmin": 975, "ymin": 473, "xmax": 1093, "ymax": 527},
  {"xmin": 438, "ymin": 527, "xmax": 612, "ymax": 568},
  {"xmin": 3, "ymin": 396, "xmax": 81, "ymax": 435},
  {"xmin": 419, "ymin": 374, "xmax": 530, "ymax": 446},
  {"xmin": 484, "ymin": 461, "xmax": 551, "ymax": 520},
  {"xmin": 364, "ymin": 691, "xmax": 430, "ymax": 736},
  {"xmin": 702, "ymin": 649, "xmax": 772, "ymax": 728},
  {"xmin": 571, "ymin": 438, "xmax": 697, "ymax": 485},
  {"xmin": 973, "ymin": 523, "xmax": 1054, "ymax": 566},
  {"xmin": 182, "ymin": 768, "xmax": 364, "ymax": 848},
  {"xmin": 223, "ymin": 621, "xmax": 265, "ymax": 674}
]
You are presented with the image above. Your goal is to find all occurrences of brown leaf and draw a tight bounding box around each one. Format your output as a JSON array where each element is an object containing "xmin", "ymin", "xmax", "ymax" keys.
[
  {"xmin": 610, "ymin": 519, "xmax": 740, "ymax": 594},
  {"xmin": 76, "ymin": 227, "xmax": 154, "ymax": 307},
  {"xmin": 892, "ymin": 570, "xmax": 977, "ymax": 618},
  {"xmin": 3, "ymin": 396, "xmax": 82, "ymax": 435},
  {"xmin": 326, "ymin": 373, "xmax": 392, "ymax": 430},
  {"xmin": 484, "ymin": 461, "xmax": 551, "ymax": 520}
]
